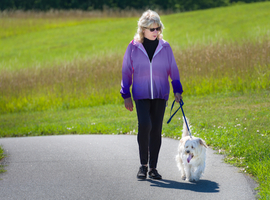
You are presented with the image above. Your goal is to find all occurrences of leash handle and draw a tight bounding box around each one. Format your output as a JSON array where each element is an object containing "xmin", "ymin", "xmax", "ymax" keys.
[
  {"xmin": 167, "ymin": 100, "xmax": 184, "ymax": 124},
  {"xmin": 167, "ymin": 99, "xmax": 192, "ymax": 137}
]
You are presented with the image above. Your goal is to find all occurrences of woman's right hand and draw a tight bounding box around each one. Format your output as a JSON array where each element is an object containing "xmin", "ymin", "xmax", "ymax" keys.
[{"xmin": 124, "ymin": 97, "xmax": 134, "ymax": 111}]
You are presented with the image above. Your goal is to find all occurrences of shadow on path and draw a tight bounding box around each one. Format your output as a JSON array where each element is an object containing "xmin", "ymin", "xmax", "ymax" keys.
[{"xmin": 142, "ymin": 179, "xmax": 220, "ymax": 193}]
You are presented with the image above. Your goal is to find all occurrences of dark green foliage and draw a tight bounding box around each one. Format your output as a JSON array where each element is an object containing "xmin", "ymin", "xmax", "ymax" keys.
[{"xmin": 0, "ymin": 0, "xmax": 268, "ymax": 11}]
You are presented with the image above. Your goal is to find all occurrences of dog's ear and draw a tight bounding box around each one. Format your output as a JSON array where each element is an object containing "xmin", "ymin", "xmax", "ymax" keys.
[{"xmin": 199, "ymin": 139, "xmax": 208, "ymax": 148}]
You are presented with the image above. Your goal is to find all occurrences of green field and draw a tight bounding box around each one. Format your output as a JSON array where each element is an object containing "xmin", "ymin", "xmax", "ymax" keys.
[
  {"xmin": 1, "ymin": 2, "xmax": 270, "ymax": 71},
  {"xmin": 0, "ymin": 2, "xmax": 270, "ymax": 199}
]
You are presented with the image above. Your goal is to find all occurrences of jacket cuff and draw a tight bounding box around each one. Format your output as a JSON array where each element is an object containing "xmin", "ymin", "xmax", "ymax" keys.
[
  {"xmin": 171, "ymin": 80, "xmax": 183, "ymax": 94},
  {"xmin": 121, "ymin": 93, "xmax": 131, "ymax": 99}
]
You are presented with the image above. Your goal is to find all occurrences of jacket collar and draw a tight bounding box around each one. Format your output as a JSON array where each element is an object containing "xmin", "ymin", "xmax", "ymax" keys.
[
  {"xmin": 132, "ymin": 38, "xmax": 169, "ymax": 48},
  {"xmin": 132, "ymin": 39, "xmax": 168, "ymax": 58}
]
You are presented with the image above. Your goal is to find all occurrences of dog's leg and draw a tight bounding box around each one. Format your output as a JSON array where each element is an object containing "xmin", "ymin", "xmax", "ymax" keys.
[
  {"xmin": 176, "ymin": 154, "xmax": 186, "ymax": 180},
  {"xmin": 184, "ymin": 165, "xmax": 191, "ymax": 181},
  {"xmin": 187, "ymin": 166, "xmax": 196, "ymax": 182},
  {"xmin": 193, "ymin": 163, "xmax": 205, "ymax": 181}
]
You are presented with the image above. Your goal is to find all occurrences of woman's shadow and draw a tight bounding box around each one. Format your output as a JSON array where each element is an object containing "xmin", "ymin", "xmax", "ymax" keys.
[{"xmin": 144, "ymin": 179, "xmax": 219, "ymax": 193}]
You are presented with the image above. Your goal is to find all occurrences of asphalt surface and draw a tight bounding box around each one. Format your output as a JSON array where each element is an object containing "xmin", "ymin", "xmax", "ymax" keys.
[{"xmin": 0, "ymin": 135, "xmax": 257, "ymax": 200}]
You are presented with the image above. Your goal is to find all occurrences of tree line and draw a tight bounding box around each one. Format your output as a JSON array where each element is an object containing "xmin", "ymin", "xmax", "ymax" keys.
[{"xmin": 0, "ymin": 0, "xmax": 268, "ymax": 11}]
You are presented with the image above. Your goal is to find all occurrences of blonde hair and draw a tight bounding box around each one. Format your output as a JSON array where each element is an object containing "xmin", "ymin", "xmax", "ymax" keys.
[{"xmin": 134, "ymin": 10, "xmax": 164, "ymax": 43}]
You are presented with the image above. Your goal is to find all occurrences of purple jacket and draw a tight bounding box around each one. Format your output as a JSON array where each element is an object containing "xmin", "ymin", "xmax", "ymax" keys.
[{"xmin": 120, "ymin": 39, "xmax": 183, "ymax": 101}]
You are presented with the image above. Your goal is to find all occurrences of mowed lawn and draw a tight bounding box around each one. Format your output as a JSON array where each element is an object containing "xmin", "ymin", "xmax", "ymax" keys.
[
  {"xmin": 0, "ymin": 2, "xmax": 270, "ymax": 199},
  {"xmin": 1, "ymin": 2, "xmax": 270, "ymax": 70}
]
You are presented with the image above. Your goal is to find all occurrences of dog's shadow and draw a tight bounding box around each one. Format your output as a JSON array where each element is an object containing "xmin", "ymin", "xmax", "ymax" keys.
[{"xmin": 144, "ymin": 179, "xmax": 219, "ymax": 193}]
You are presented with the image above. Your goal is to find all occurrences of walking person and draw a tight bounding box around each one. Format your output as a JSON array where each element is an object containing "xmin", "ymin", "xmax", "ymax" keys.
[{"xmin": 120, "ymin": 10, "xmax": 183, "ymax": 179}]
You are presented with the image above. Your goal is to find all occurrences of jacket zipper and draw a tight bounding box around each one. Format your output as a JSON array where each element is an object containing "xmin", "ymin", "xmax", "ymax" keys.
[
  {"xmin": 150, "ymin": 45, "xmax": 163, "ymax": 99},
  {"xmin": 139, "ymin": 44, "xmax": 163, "ymax": 99},
  {"xmin": 150, "ymin": 62, "xmax": 153, "ymax": 99}
]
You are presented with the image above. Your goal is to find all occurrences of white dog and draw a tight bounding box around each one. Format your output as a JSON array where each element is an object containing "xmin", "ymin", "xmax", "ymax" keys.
[{"xmin": 176, "ymin": 119, "xmax": 207, "ymax": 182}]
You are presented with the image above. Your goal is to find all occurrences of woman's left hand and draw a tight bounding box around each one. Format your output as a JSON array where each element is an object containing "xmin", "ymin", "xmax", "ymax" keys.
[{"xmin": 174, "ymin": 93, "xmax": 182, "ymax": 103}]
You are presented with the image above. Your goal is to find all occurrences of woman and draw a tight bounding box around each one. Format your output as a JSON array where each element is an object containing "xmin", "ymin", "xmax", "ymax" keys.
[{"xmin": 120, "ymin": 10, "xmax": 183, "ymax": 179}]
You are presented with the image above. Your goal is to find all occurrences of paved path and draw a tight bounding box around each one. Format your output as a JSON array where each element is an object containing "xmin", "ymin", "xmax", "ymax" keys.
[{"xmin": 0, "ymin": 135, "xmax": 257, "ymax": 200}]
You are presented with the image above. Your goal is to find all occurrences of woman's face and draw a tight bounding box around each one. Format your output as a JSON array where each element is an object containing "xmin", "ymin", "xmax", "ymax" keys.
[{"xmin": 143, "ymin": 23, "xmax": 161, "ymax": 40}]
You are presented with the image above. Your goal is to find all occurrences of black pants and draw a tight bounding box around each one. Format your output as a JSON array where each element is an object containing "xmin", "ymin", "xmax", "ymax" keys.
[{"xmin": 135, "ymin": 99, "xmax": 166, "ymax": 169}]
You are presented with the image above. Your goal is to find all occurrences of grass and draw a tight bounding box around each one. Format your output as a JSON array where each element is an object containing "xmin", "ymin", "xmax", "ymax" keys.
[
  {"xmin": 164, "ymin": 2, "xmax": 270, "ymax": 47},
  {"xmin": 0, "ymin": 146, "xmax": 5, "ymax": 174},
  {"xmin": 0, "ymin": 38, "xmax": 269, "ymax": 114},
  {"xmin": 0, "ymin": 2, "xmax": 270, "ymax": 198},
  {"xmin": 0, "ymin": 2, "xmax": 269, "ymax": 114},
  {"xmin": 0, "ymin": 91, "xmax": 269, "ymax": 138},
  {"xmin": 0, "ymin": 17, "xmax": 136, "ymax": 71},
  {"xmin": 1, "ymin": 2, "xmax": 270, "ymax": 71}
]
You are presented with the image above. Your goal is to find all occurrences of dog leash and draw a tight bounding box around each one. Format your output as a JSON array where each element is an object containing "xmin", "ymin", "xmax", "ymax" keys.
[{"xmin": 167, "ymin": 99, "xmax": 192, "ymax": 138}]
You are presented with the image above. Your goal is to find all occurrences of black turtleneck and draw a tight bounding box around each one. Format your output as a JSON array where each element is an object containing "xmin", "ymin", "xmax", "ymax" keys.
[{"xmin": 143, "ymin": 37, "xmax": 158, "ymax": 62}]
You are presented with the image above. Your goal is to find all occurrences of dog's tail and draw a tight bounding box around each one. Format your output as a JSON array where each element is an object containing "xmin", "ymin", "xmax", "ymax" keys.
[{"xmin": 182, "ymin": 117, "xmax": 191, "ymax": 138}]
